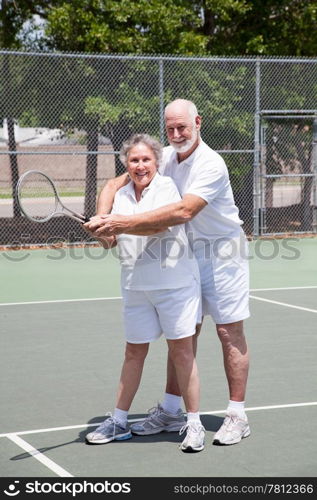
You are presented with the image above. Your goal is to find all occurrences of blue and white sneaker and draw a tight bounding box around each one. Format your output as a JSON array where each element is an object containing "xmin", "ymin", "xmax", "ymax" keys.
[
  {"xmin": 131, "ymin": 404, "xmax": 185, "ymax": 435},
  {"xmin": 85, "ymin": 416, "xmax": 132, "ymax": 445}
]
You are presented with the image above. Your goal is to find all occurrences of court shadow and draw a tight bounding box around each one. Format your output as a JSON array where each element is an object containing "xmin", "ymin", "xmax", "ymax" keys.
[
  {"xmin": 79, "ymin": 413, "xmax": 224, "ymax": 445},
  {"xmin": 200, "ymin": 414, "xmax": 224, "ymax": 432},
  {"xmin": 10, "ymin": 438, "xmax": 82, "ymax": 461},
  {"xmin": 10, "ymin": 414, "xmax": 225, "ymax": 460}
]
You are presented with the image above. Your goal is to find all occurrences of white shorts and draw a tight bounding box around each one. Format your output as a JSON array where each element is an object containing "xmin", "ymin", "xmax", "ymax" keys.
[
  {"xmin": 195, "ymin": 231, "xmax": 250, "ymax": 324},
  {"xmin": 121, "ymin": 279, "xmax": 202, "ymax": 344}
]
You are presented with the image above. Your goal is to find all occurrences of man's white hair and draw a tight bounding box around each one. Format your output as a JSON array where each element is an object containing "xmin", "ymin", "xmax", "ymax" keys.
[{"xmin": 164, "ymin": 99, "xmax": 199, "ymax": 122}]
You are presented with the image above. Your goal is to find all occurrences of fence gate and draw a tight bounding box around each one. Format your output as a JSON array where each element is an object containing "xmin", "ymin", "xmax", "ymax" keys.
[{"xmin": 259, "ymin": 112, "xmax": 317, "ymax": 236}]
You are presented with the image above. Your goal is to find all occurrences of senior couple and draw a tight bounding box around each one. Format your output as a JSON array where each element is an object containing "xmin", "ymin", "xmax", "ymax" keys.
[{"xmin": 84, "ymin": 99, "xmax": 250, "ymax": 453}]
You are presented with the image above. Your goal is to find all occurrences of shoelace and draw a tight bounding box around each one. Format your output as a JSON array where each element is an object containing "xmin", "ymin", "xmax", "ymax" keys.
[
  {"xmin": 98, "ymin": 412, "xmax": 121, "ymax": 439},
  {"xmin": 223, "ymin": 412, "xmax": 245, "ymax": 431},
  {"xmin": 146, "ymin": 405, "xmax": 161, "ymax": 418},
  {"xmin": 179, "ymin": 421, "xmax": 202, "ymax": 436}
]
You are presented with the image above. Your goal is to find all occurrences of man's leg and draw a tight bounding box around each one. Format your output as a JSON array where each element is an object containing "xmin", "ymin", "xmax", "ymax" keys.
[
  {"xmin": 213, "ymin": 320, "xmax": 250, "ymax": 445},
  {"xmin": 216, "ymin": 320, "xmax": 249, "ymax": 401}
]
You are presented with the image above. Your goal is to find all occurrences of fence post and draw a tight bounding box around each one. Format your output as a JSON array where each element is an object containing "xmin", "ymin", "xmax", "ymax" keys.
[
  {"xmin": 312, "ymin": 117, "xmax": 317, "ymax": 233},
  {"xmin": 159, "ymin": 58, "xmax": 164, "ymax": 144},
  {"xmin": 253, "ymin": 59, "xmax": 261, "ymax": 237}
]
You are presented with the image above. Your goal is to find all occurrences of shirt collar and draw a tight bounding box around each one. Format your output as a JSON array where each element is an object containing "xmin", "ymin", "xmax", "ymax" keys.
[
  {"xmin": 123, "ymin": 171, "xmax": 161, "ymax": 202},
  {"xmin": 171, "ymin": 139, "xmax": 204, "ymax": 167}
]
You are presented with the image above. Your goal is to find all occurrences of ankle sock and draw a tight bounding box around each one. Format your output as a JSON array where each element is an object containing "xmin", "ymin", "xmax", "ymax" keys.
[
  {"xmin": 114, "ymin": 408, "xmax": 128, "ymax": 426},
  {"xmin": 227, "ymin": 400, "xmax": 246, "ymax": 417},
  {"xmin": 186, "ymin": 412, "xmax": 201, "ymax": 424},
  {"xmin": 162, "ymin": 393, "xmax": 182, "ymax": 414}
]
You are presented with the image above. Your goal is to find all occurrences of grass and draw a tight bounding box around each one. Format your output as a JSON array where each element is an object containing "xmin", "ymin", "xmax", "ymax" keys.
[{"xmin": 0, "ymin": 191, "xmax": 85, "ymax": 199}]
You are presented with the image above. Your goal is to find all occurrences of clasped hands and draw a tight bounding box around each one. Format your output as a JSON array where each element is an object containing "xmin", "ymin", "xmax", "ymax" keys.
[{"xmin": 83, "ymin": 214, "xmax": 129, "ymax": 248}]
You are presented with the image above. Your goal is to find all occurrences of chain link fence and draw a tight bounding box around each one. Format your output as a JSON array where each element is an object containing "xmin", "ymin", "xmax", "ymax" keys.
[{"xmin": 0, "ymin": 50, "xmax": 316, "ymax": 246}]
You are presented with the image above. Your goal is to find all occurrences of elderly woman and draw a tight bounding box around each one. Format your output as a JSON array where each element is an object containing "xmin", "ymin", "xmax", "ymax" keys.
[{"xmin": 85, "ymin": 134, "xmax": 205, "ymax": 452}]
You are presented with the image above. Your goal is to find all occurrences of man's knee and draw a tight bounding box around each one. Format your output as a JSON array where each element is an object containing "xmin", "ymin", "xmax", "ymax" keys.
[{"xmin": 216, "ymin": 321, "xmax": 244, "ymax": 344}]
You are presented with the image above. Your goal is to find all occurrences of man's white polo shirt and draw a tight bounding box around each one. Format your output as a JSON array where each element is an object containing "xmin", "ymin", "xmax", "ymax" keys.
[
  {"xmin": 160, "ymin": 140, "xmax": 243, "ymax": 246},
  {"xmin": 112, "ymin": 173, "xmax": 200, "ymax": 290}
]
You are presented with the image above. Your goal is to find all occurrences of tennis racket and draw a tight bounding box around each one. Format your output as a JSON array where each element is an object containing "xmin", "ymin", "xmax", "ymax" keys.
[{"xmin": 16, "ymin": 170, "xmax": 89, "ymax": 224}]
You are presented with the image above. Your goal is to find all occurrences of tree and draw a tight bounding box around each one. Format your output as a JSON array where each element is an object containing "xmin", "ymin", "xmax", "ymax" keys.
[
  {"xmin": 0, "ymin": 0, "xmax": 51, "ymax": 216},
  {"xmin": 2, "ymin": 0, "xmax": 316, "ymax": 225},
  {"xmin": 44, "ymin": 0, "xmax": 207, "ymax": 55},
  {"xmin": 198, "ymin": 0, "xmax": 317, "ymax": 56}
]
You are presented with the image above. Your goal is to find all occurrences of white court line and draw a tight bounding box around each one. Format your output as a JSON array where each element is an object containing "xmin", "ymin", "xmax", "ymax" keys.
[
  {"xmin": 1, "ymin": 401, "xmax": 316, "ymax": 439},
  {"xmin": 251, "ymin": 286, "xmax": 317, "ymax": 292},
  {"xmin": 250, "ymin": 295, "xmax": 317, "ymax": 313},
  {"xmin": 6, "ymin": 434, "xmax": 73, "ymax": 477},
  {"xmin": 0, "ymin": 297, "xmax": 122, "ymax": 307},
  {"xmin": 1, "ymin": 285, "xmax": 317, "ymax": 307},
  {"xmin": 201, "ymin": 401, "xmax": 317, "ymax": 415}
]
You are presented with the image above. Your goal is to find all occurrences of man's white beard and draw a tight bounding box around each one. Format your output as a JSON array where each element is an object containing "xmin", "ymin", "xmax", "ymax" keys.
[{"xmin": 170, "ymin": 130, "xmax": 198, "ymax": 154}]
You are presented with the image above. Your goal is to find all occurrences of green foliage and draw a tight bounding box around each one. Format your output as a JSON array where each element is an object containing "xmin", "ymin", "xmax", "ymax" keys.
[
  {"xmin": 2, "ymin": 0, "xmax": 317, "ymax": 56},
  {"xmin": 203, "ymin": 0, "xmax": 317, "ymax": 56},
  {"xmin": 0, "ymin": 0, "xmax": 50, "ymax": 49},
  {"xmin": 44, "ymin": 0, "xmax": 207, "ymax": 55}
]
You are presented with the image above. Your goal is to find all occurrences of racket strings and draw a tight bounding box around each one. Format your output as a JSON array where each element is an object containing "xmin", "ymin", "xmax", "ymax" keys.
[{"xmin": 18, "ymin": 172, "xmax": 59, "ymax": 221}]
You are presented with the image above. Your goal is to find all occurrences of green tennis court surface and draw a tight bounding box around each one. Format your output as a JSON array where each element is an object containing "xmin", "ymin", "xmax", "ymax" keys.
[{"xmin": 0, "ymin": 238, "xmax": 316, "ymax": 478}]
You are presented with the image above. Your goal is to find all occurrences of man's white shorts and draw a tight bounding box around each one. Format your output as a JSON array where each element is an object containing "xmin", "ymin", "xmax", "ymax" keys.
[
  {"xmin": 194, "ymin": 231, "xmax": 250, "ymax": 325},
  {"xmin": 121, "ymin": 278, "xmax": 201, "ymax": 344}
]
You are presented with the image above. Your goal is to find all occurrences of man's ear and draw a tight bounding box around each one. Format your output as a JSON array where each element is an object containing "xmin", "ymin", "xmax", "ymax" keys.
[{"xmin": 195, "ymin": 115, "xmax": 202, "ymax": 130}]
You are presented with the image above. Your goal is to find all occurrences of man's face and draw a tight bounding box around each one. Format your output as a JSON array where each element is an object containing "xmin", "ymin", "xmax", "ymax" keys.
[{"xmin": 165, "ymin": 108, "xmax": 200, "ymax": 154}]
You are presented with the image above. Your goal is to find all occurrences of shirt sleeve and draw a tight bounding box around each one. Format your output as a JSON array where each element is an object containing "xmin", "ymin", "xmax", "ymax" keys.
[
  {"xmin": 153, "ymin": 176, "xmax": 182, "ymax": 208},
  {"xmin": 184, "ymin": 159, "xmax": 227, "ymax": 204},
  {"xmin": 111, "ymin": 193, "xmax": 119, "ymax": 214}
]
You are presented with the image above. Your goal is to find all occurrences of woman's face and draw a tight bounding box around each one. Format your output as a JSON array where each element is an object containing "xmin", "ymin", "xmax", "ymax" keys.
[{"xmin": 126, "ymin": 143, "xmax": 157, "ymax": 193}]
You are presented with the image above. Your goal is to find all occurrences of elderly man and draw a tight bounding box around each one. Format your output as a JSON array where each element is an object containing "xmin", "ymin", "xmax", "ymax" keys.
[{"xmin": 86, "ymin": 99, "xmax": 251, "ymax": 446}]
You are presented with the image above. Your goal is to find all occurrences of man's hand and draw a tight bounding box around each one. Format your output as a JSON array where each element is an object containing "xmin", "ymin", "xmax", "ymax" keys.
[
  {"xmin": 85, "ymin": 214, "xmax": 131, "ymax": 236},
  {"xmin": 83, "ymin": 216, "xmax": 118, "ymax": 247}
]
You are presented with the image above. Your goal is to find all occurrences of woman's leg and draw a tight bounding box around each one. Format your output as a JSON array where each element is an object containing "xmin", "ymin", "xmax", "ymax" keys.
[
  {"xmin": 166, "ymin": 336, "xmax": 200, "ymax": 413},
  {"xmin": 115, "ymin": 342, "xmax": 149, "ymax": 411}
]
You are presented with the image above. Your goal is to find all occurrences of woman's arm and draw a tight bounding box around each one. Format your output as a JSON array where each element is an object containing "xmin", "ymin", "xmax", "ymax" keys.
[{"xmin": 96, "ymin": 173, "xmax": 130, "ymax": 215}]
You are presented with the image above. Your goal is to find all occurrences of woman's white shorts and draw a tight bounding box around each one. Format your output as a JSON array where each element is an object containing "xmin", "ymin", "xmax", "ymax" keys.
[
  {"xmin": 195, "ymin": 231, "xmax": 250, "ymax": 325},
  {"xmin": 121, "ymin": 278, "xmax": 201, "ymax": 344}
]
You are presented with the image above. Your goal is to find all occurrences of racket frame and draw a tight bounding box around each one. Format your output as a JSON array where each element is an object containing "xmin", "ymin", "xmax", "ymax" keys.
[{"xmin": 16, "ymin": 170, "xmax": 89, "ymax": 224}]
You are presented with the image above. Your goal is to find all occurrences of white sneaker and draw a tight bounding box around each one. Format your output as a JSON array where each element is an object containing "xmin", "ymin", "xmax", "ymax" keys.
[
  {"xmin": 179, "ymin": 421, "xmax": 205, "ymax": 452},
  {"xmin": 213, "ymin": 409, "xmax": 250, "ymax": 445}
]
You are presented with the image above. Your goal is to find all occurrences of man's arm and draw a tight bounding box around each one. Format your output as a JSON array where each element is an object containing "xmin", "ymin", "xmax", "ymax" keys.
[
  {"xmin": 96, "ymin": 173, "xmax": 129, "ymax": 215},
  {"xmin": 88, "ymin": 194, "xmax": 207, "ymax": 236},
  {"xmin": 93, "ymin": 173, "xmax": 168, "ymax": 235}
]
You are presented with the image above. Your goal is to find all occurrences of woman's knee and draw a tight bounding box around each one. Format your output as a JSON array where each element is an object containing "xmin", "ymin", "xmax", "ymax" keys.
[
  {"xmin": 125, "ymin": 342, "xmax": 149, "ymax": 363},
  {"xmin": 167, "ymin": 337, "xmax": 194, "ymax": 364}
]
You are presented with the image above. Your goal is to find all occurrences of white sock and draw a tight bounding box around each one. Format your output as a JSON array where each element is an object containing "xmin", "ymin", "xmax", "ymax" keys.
[
  {"xmin": 186, "ymin": 412, "xmax": 201, "ymax": 423},
  {"xmin": 227, "ymin": 400, "xmax": 246, "ymax": 416},
  {"xmin": 114, "ymin": 408, "xmax": 128, "ymax": 426},
  {"xmin": 162, "ymin": 393, "xmax": 182, "ymax": 414}
]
